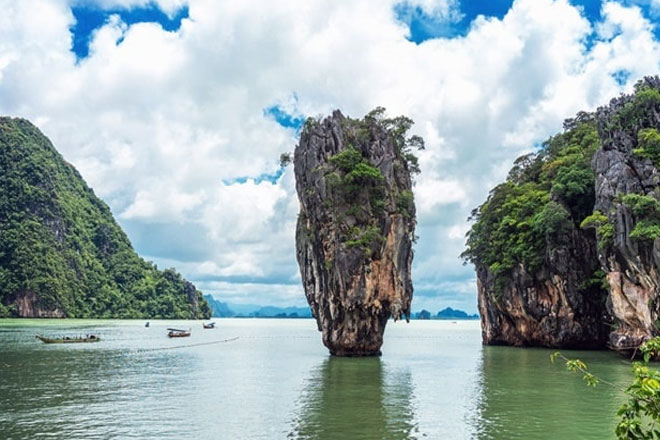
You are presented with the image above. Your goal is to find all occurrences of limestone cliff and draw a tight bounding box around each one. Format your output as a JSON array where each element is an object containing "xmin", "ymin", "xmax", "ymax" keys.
[
  {"xmin": 593, "ymin": 77, "xmax": 660, "ymax": 351},
  {"xmin": 476, "ymin": 225, "xmax": 610, "ymax": 348},
  {"xmin": 466, "ymin": 76, "xmax": 660, "ymax": 352},
  {"xmin": 293, "ymin": 109, "xmax": 419, "ymax": 356},
  {"xmin": 463, "ymin": 115, "xmax": 612, "ymax": 348}
]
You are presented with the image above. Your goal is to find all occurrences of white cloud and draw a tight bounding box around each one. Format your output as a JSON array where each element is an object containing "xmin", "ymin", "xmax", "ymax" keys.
[
  {"xmin": 402, "ymin": 0, "xmax": 463, "ymax": 21},
  {"xmin": 415, "ymin": 179, "xmax": 467, "ymax": 215},
  {"xmin": 1, "ymin": 0, "xmax": 660, "ymax": 313},
  {"xmin": 447, "ymin": 224, "xmax": 468, "ymax": 240}
]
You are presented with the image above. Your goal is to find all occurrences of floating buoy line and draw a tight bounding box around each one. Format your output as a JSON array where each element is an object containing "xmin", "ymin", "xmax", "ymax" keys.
[
  {"xmin": 136, "ymin": 336, "xmax": 240, "ymax": 353},
  {"xmin": 0, "ymin": 337, "xmax": 241, "ymax": 368}
]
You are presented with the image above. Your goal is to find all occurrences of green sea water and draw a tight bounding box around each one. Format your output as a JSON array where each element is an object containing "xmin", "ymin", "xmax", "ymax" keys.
[{"xmin": 0, "ymin": 319, "xmax": 632, "ymax": 439}]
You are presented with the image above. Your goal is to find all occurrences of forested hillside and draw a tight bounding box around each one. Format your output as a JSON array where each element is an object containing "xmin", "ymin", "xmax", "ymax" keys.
[{"xmin": 0, "ymin": 117, "xmax": 210, "ymax": 319}]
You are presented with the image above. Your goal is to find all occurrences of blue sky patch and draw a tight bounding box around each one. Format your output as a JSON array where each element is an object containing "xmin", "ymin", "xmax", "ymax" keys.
[
  {"xmin": 612, "ymin": 69, "xmax": 631, "ymax": 86},
  {"xmin": 222, "ymin": 167, "xmax": 285, "ymax": 186},
  {"xmin": 394, "ymin": 0, "xmax": 515, "ymax": 43},
  {"xmin": 70, "ymin": 2, "xmax": 189, "ymax": 61},
  {"xmin": 459, "ymin": 0, "xmax": 514, "ymax": 22},
  {"xmin": 264, "ymin": 105, "xmax": 305, "ymax": 131},
  {"xmin": 394, "ymin": 2, "xmax": 465, "ymax": 43},
  {"xmin": 393, "ymin": 0, "xmax": 628, "ymax": 44},
  {"xmin": 571, "ymin": 0, "xmax": 603, "ymax": 22}
]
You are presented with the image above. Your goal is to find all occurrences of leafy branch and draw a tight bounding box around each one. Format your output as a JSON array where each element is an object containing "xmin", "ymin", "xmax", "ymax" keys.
[{"xmin": 552, "ymin": 337, "xmax": 660, "ymax": 439}]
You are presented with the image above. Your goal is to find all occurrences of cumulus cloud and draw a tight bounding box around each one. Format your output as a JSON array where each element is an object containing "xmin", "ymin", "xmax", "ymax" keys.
[{"xmin": 1, "ymin": 0, "xmax": 659, "ymax": 312}]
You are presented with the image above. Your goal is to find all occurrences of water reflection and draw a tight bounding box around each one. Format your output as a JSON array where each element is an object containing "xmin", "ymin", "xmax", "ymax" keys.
[
  {"xmin": 474, "ymin": 345, "xmax": 632, "ymax": 440},
  {"xmin": 289, "ymin": 357, "xmax": 418, "ymax": 440}
]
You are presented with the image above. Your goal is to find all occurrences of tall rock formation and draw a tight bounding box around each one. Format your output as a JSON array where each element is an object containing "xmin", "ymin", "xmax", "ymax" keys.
[
  {"xmin": 463, "ymin": 117, "xmax": 612, "ymax": 348},
  {"xmin": 593, "ymin": 77, "xmax": 660, "ymax": 351},
  {"xmin": 293, "ymin": 109, "xmax": 420, "ymax": 356},
  {"xmin": 465, "ymin": 76, "xmax": 660, "ymax": 352},
  {"xmin": 0, "ymin": 117, "xmax": 210, "ymax": 319}
]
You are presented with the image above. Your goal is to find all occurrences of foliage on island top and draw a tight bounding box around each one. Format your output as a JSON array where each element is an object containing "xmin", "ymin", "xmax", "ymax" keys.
[
  {"xmin": 300, "ymin": 107, "xmax": 422, "ymax": 256},
  {"xmin": 461, "ymin": 114, "xmax": 604, "ymax": 294}
]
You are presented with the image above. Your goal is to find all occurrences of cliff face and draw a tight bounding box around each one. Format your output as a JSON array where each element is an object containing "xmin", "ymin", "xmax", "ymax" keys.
[
  {"xmin": 463, "ymin": 117, "xmax": 612, "ymax": 348},
  {"xmin": 294, "ymin": 110, "xmax": 418, "ymax": 356},
  {"xmin": 0, "ymin": 117, "xmax": 210, "ymax": 319},
  {"xmin": 467, "ymin": 77, "xmax": 660, "ymax": 352},
  {"xmin": 593, "ymin": 77, "xmax": 660, "ymax": 351},
  {"xmin": 476, "ymin": 228, "xmax": 609, "ymax": 348}
]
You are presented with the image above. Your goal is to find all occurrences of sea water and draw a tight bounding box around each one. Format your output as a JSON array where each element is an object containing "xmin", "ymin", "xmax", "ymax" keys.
[{"xmin": 0, "ymin": 319, "xmax": 632, "ymax": 439}]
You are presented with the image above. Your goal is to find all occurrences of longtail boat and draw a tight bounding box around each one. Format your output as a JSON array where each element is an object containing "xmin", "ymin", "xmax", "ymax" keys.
[
  {"xmin": 167, "ymin": 328, "xmax": 191, "ymax": 338},
  {"xmin": 202, "ymin": 322, "xmax": 216, "ymax": 329},
  {"xmin": 36, "ymin": 335, "xmax": 100, "ymax": 344}
]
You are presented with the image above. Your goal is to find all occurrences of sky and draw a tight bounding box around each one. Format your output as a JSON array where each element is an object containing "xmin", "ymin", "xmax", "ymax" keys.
[{"xmin": 2, "ymin": 0, "xmax": 660, "ymax": 314}]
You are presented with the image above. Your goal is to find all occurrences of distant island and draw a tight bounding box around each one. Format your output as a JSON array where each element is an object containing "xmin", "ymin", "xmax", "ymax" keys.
[
  {"xmin": 205, "ymin": 295, "xmax": 477, "ymax": 320},
  {"xmin": 204, "ymin": 295, "xmax": 312, "ymax": 318},
  {"xmin": 412, "ymin": 308, "xmax": 479, "ymax": 320}
]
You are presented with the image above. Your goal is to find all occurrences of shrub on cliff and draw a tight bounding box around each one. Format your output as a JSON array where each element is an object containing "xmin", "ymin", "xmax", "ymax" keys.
[
  {"xmin": 580, "ymin": 211, "xmax": 614, "ymax": 249},
  {"xmin": 634, "ymin": 128, "xmax": 660, "ymax": 168},
  {"xmin": 622, "ymin": 194, "xmax": 660, "ymax": 243},
  {"xmin": 613, "ymin": 84, "xmax": 660, "ymax": 131}
]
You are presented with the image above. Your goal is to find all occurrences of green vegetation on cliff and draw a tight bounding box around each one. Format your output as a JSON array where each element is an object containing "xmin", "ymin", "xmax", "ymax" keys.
[
  {"xmin": 611, "ymin": 85, "xmax": 660, "ymax": 133},
  {"xmin": 461, "ymin": 118, "xmax": 601, "ymax": 293},
  {"xmin": 634, "ymin": 128, "xmax": 660, "ymax": 168},
  {"xmin": 298, "ymin": 108, "xmax": 422, "ymax": 256},
  {"xmin": 621, "ymin": 194, "xmax": 660, "ymax": 243},
  {"xmin": 580, "ymin": 210, "xmax": 614, "ymax": 249},
  {"xmin": 0, "ymin": 117, "xmax": 210, "ymax": 319}
]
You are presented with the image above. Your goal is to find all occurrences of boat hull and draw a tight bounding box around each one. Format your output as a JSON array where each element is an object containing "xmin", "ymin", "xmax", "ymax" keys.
[{"xmin": 36, "ymin": 335, "xmax": 100, "ymax": 344}]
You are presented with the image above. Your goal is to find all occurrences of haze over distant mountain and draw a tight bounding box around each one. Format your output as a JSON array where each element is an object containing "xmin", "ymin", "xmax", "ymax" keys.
[
  {"xmin": 205, "ymin": 294, "xmax": 475, "ymax": 321},
  {"xmin": 204, "ymin": 295, "xmax": 311, "ymax": 318},
  {"xmin": 412, "ymin": 308, "xmax": 479, "ymax": 320}
]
